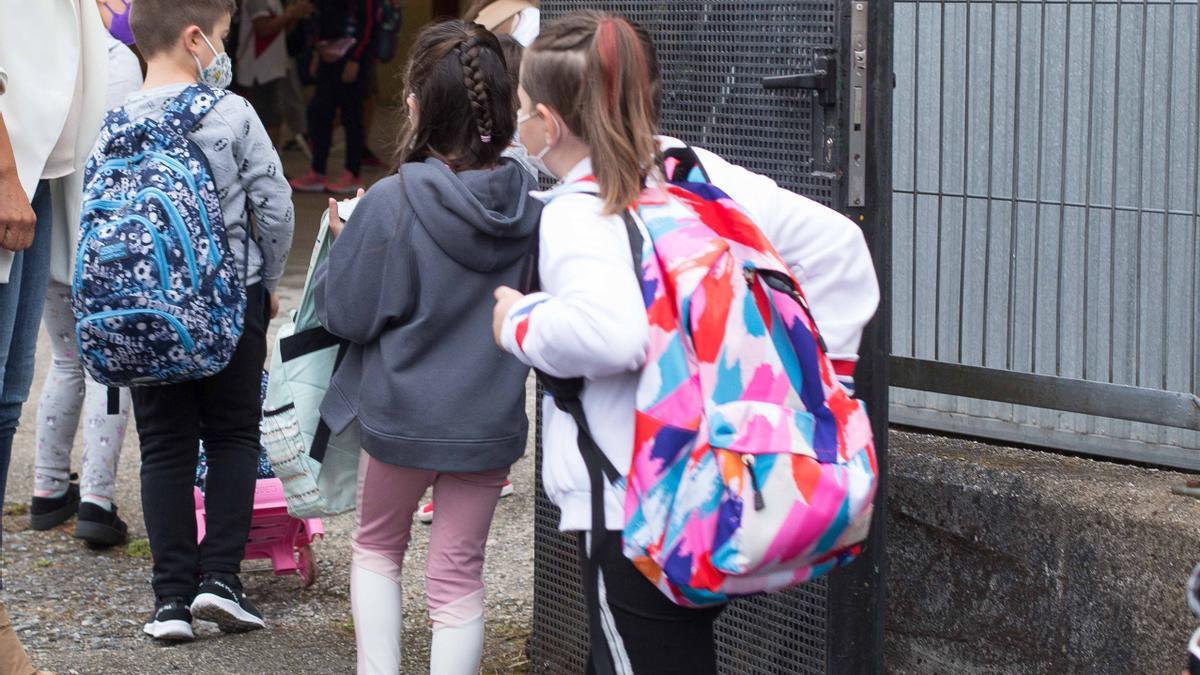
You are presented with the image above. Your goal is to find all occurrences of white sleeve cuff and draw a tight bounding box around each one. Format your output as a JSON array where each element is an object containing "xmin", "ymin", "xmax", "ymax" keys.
[{"xmin": 500, "ymin": 292, "xmax": 551, "ymax": 360}]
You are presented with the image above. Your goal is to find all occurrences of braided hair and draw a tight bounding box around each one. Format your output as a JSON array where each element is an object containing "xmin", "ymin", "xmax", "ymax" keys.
[
  {"xmin": 394, "ymin": 21, "xmax": 515, "ymax": 170},
  {"xmin": 458, "ymin": 37, "xmax": 495, "ymax": 145}
]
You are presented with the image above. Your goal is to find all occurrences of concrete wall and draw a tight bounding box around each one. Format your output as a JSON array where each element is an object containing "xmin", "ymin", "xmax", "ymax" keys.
[{"xmin": 886, "ymin": 430, "xmax": 1200, "ymax": 674}]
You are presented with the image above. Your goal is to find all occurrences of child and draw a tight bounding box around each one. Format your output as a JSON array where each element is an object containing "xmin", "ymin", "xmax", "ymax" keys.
[
  {"xmin": 289, "ymin": 0, "xmax": 378, "ymax": 194},
  {"xmin": 313, "ymin": 19, "xmax": 539, "ymax": 674},
  {"xmin": 117, "ymin": 0, "xmax": 294, "ymax": 642},
  {"xmin": 494, "ymin": 11, "xmax": 878, "ymax": 673},
  {"xmin": 235, "ymin": 0, "xmax": 315, "ymax": 148},
  {"xmin": 415, "ymin": 32, "xmax": 528, "ymax": 527},
  {"xmin": 29, "ymin": 20, "xmax": 146, "ymax": 549},
  {"xmin": 492, "ymin": 13, "xmax": 685, "ymax": 672}
]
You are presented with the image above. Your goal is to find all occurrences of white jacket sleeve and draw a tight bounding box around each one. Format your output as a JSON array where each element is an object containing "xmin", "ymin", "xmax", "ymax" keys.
[
  {"xmin": 501, "ymin": 193, "xmax": 649, "ymax": 380},
  {"xmin": 692, "ymin": 146, "xmax": 880, "ymax": 368}
]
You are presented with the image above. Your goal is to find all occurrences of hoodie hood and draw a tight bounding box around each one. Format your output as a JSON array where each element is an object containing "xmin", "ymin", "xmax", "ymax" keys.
[{"xmin": 402, "ymin": 157, "xmax": 541, "ymax": 273}]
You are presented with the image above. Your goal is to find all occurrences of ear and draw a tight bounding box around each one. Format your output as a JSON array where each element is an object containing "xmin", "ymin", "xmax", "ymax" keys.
[
  {"xmin": 536, "ymin": 103, "xmax": 559, "ymax": 141},
  {"xmin": 182, "ymin": 25, "xmax": 204, "ymax": 54}
]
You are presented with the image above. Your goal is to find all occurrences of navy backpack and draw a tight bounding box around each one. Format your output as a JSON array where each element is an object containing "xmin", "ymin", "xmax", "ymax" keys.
[{"xmin": 73, "ymin": 84, "xmax": 246, "ymax": 387}]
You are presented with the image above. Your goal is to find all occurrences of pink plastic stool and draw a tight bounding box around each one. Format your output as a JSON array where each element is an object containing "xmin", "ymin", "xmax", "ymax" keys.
[{"xmin": 193, "ymin": 477, "xmax": 325, "ymax": 587}]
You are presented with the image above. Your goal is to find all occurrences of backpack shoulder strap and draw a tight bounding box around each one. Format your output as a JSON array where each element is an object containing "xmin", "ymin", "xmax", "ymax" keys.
[
  {"xmin": 160, "ymin": 84, "xmax": 227, "ymax": 135},
  {"xmin": 662, "ymin": 145, "xmax": 711, "ymax": 184}
]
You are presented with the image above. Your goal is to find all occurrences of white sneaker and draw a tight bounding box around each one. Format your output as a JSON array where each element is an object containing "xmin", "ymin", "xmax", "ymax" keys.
[{"xmin": 143, "ymin": 597, "xmax": 195, "ymax": 642}]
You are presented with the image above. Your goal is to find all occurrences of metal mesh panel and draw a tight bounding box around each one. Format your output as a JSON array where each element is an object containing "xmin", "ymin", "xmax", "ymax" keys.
[
  {"xmin": 531, "ymin": 382, "xmax": 589, "ymax": 674},
  {"xmin": 542, "ymin": 1, "xmax": 838, "ymax": 196},
  {"xmin": 531, "ymin": 2, "xmax": 842, "ymax": 673}
]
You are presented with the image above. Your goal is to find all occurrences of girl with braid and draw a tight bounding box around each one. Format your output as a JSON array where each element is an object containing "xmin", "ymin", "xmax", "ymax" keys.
[{"xmin": 312, "ymin": 19, "xmax": 541, "ymax": 675}]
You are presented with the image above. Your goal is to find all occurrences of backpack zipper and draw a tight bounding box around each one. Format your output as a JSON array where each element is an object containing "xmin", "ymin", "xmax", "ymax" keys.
[
  {"xmin": 743, "ymin": 455, "xmax": 766, "ymax": 511},
  {"xmin": 75, "ymin": 216, "xmax": 171, "ymax": 297},
  {"xmin": 78, "ymin": 308, "xmax": 195, "ymax": 352}
]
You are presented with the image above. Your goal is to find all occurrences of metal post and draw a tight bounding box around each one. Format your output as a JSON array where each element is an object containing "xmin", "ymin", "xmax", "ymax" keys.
[{"xmin": 828, "ymin": 0, "xmax": 892, "ymax": 669}]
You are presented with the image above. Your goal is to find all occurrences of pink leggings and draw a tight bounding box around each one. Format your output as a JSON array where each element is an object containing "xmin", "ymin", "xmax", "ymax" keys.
[{"xmin": 353, "ymin": 453, "xmax": 509, "ymax": 628}]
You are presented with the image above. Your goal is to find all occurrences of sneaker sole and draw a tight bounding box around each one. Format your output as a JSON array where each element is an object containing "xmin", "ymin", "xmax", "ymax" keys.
[
  {"xmin": 143, "ymin": 619, "xmax": 194, "ymax": 642},
  {"xmin": 74, "ymin": 519, "xmax": 128, "ymax": 548},
  {"xmin": 500, "ymin": 483, "xmax": 515, "ymax": 498},
  {"xmin": 190, "ymin": 594, "xmax": 266, "ymax": 633},
  {"xmin": 290, "ymin": 183, "xmax": 327, "ymax": 193},
  {"xmin": 416, "ymin": 508, "xmax": 434, "ymax": 524},
  {"xmin": 30, "ymin": 499, "xmax": 79, "ymax": 531}
]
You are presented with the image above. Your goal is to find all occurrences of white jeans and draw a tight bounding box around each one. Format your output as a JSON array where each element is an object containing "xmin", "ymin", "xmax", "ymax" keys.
[{"xmin": 32, "ymin": 282, "xmax": 130, "ymax": 501}]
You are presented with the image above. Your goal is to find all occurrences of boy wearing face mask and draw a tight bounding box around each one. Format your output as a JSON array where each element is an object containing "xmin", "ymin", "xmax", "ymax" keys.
[{"xmin": 104, "ymin": 0, "xmax": 294, "ymax": 642}]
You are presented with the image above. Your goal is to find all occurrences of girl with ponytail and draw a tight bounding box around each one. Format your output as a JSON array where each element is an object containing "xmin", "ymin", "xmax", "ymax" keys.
[
  {"xmin": 492, "ymin": 11, "xmax": 725, "ymax": 674},
  {"xmin": 313, "ymin": 19, "xmax": 541, "ymax": 675}
]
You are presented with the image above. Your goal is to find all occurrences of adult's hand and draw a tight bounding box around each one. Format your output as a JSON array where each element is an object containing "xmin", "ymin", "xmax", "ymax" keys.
[
  {"xmin": 0, "ymin": 172, "xmax": 34, "ymax": 252},
  {"xmin": 287, "ymin": 0, "xmax": 315, "ymax": 21},
  {"xmin": 341, "ymin": 60, "xmax": 360, "ymax": 84}
]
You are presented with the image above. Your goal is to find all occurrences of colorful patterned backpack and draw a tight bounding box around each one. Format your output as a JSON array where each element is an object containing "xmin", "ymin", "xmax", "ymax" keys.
[
  {"xmin": 73, "ymin": 85, "xmax": 246, "ymax": 387},
  {"xmin": 547, "ymin": 148, "xmax": 878, "ymax": 608}
]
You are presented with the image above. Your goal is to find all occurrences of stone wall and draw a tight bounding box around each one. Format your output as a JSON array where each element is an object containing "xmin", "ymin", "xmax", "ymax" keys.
[{"xmin": 887, "ymin": 430, "xmax": 1200, "ymax": 674}]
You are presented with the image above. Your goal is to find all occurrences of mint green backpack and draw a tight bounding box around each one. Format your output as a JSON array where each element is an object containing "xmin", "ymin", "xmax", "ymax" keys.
[{"xmin": 262, "ymin": 203, "xmax": 360, "ymax": 518}]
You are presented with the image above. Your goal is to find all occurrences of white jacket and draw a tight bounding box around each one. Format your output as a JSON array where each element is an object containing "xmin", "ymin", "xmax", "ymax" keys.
[
  {"xmin": 0, "ymin": 0, "xmax": 108, "ymax": 284},
  {"xmin": 502, "ymin": 146, "xmax": 879, "ymax": 532}
]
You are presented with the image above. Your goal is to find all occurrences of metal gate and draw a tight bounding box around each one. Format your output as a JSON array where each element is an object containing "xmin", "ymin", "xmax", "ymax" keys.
[
  {"xmin": 529, "ymin": 2, "xmax": 893, "ymax": 673},
  {"xmin": 891, "ymin": 0, "xmax": 1200, "ymax": 467}
]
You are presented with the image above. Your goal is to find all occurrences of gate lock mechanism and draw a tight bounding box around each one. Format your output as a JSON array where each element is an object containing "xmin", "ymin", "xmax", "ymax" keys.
[{"xmin": 762, "ymin": 55, "xmax": 836, "ymax": 106}]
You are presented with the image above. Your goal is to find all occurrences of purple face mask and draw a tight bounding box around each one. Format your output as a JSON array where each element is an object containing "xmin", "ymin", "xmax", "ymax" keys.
[{"xmin": 105, "ymin": 0, "xmax": 135, "ymax": 45}]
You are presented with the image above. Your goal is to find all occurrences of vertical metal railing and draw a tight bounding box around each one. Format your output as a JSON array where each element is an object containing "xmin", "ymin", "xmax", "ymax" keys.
[{"xmin": 891, "ymin": 0, "xmax": 1200, "ymax": 467}]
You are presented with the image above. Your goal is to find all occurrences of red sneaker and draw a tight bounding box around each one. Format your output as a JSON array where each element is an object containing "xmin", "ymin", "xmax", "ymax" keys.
[
  {"xmin": 325, "ymin": 170, "xmax": 364, "ymax": 195},
  {"xmin": 288, "ymin": 169, "xmax": 327, "ymax": 193},
  {"xmin": 415, "ymin": 481, "xmax": 514, "ymax": 524}
]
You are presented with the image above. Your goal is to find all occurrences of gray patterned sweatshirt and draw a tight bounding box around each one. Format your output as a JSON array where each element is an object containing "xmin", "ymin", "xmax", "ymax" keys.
[{"xmin": 119, "ymin": 84, "xmax": 294, "ymax": 292}]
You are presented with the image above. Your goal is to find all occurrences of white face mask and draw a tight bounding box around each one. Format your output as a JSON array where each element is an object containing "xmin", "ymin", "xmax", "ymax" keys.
[
  {"xmin": 518, "ymin": 110, "xmax": 558, "ymax": 179},
  {"xmin": 193, "ymin": 32, "xmax": 233, "ymax": 89}
]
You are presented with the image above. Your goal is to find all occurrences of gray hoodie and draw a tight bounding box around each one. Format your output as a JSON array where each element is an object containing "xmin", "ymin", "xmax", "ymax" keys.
[{"xmin": 314, "ymin": 158, "xmax": 541, "ymax": 472}]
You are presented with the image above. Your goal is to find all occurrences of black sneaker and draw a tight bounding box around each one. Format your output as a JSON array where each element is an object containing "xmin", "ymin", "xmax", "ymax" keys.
[
  {"xmin": 143, "ymin": 596, "xmax": 194, "ymax": 642},
  {"xmin": 190, "ymin": 575, "xmax": 265, "ymax": 633},
  {"xmin": 30, "ymin": 482, "xmax": 80, "ymax": 531},
  {"xmin": 74, "ymin": 502, "xmax": 128, "ymax": 548}
]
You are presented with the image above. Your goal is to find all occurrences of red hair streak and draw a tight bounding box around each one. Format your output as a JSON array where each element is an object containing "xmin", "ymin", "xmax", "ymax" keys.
[{"xmin": 595, "ymin": 16, "xmax": 651, "ymax": 116}]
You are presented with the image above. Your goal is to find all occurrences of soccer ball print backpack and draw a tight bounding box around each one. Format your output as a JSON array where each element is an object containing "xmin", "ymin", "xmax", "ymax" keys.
[
  {"xmin": 548, "ymin": 148, "xmax": 878, "ymax": 608},
  {"xmin": 73, "ymin": 84, "xmax": 245, "ymax": 387}
]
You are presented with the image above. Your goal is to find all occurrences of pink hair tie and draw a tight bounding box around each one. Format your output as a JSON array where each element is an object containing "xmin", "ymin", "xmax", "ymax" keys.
[{"xmin": 480, "ymin": 134, "xmax": 492, "ymax": 143}]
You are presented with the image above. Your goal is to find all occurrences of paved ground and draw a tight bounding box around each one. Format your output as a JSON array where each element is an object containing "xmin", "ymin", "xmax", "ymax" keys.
[{"xmin": 1, "ymin": 143, "xmax": 538, "ymax": 674}]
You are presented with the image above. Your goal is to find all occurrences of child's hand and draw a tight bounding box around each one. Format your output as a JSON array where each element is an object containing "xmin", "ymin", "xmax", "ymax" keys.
[
  {"xmin": 493, "ymin": 286, "xmax": 525, "ymax": 347},
  {"xmin": 269, "ymin": 293, "xmax": 280, "ymax": 319},
  {"xmin": 327, "ymin": 189, "xmax": 365, "ymax": 240}
]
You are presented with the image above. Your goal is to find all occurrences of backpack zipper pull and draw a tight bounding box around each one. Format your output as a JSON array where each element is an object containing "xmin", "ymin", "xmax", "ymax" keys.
[{"xmin": 743, "ymin": 455, "xmax": 766, "ymax": 511}]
